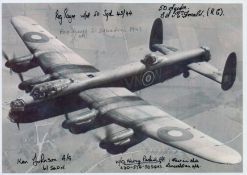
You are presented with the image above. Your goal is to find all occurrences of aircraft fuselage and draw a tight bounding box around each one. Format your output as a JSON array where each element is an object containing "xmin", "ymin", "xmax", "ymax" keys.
[{"xmin": 9, "ymin": 47, "xmax": 210, "ymax": 123}]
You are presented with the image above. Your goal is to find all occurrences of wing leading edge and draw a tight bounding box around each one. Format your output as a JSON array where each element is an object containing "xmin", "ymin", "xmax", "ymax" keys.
[{"xmin": 79, "ymin": 87, "xmax": 241, "ymax": 164}]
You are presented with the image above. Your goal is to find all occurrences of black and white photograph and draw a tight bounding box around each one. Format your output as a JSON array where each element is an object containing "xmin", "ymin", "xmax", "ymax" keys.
[{"xmin": 1, "ymin": 2, "xmax": 244, "ymax": 173}]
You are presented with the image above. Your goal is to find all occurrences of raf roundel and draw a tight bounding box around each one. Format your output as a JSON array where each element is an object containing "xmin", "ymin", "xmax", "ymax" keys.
[
  {"xmin": 31, "ymin": 34, "xmax": 42, "ymax": 40},
  {"xmin": 142, "ymin": 71, "xmax": 155, "ymax": 87},
  {"xmin": 157, "ymin": 126, "xmax": 193, "ymax": 142},
  {"xmin": 22, "ymin": 32, "xmax": 49, "ymax": 43}
]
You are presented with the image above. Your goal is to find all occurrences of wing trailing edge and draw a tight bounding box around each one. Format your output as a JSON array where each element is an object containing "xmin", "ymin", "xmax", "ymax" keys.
[{"xmin": 79, "ymin": 87, "xmax": 241, "ymax": 164}]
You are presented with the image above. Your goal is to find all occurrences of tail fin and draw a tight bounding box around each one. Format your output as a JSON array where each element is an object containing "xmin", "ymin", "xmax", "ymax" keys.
[
  {"xmin": 149, "ymin": 18, "xmax": 178, "ymax": 55},
  {"xmin": 149, "ymin": 18, "xmax": 163, "ymax": 52},
  {"xmin": 221, "ymin": 52, "xmax": 237, "ymax": 90}
]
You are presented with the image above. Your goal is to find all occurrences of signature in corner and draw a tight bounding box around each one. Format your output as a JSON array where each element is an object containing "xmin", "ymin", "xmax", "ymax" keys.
[
  {"xmin": 158, "ymin": 4, "xmax": 224, "ymax": 19},
  {"xmin": 116, "ymin": 155, "xmax": 166, "ymax": 166},
  {"xmin": 32, "ymin": 153, "xmax": 57, "ymax": 166}
]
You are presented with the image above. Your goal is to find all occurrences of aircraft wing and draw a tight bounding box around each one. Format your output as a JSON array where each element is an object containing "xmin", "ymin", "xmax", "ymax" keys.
[
  {"xmin": 188, "ymin": 62, "xmax": 222, "ymax": 83},
  {"xmin": 11, "ymin": 16, "xmax": 98, "ymax": 75},
  {"xmin": 79, "ymin": 87, "xmax": 241, "ymax": 164}
]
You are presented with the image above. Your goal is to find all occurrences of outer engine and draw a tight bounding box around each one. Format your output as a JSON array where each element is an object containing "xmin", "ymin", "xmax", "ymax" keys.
[
  {"xmin": 5, "ymin": 54, "xmax": 38, "ymax": 73},
  {"xmin": 18, "ymin": 73, "xmax": 61, "ymax": 92}
]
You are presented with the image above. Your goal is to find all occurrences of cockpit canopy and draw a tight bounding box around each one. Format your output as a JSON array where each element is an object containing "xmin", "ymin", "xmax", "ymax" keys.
[{"xmin": 141, "ymin": 53, "xmax": 158, "ymax": 66}]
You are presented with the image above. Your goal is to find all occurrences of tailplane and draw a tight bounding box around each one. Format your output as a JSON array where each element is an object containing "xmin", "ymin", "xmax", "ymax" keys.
[
  {"xmin": 149, "ymin": 18, "xmax": 178, "ymax": 55},
  {"xmin": 187, "ymin": 52, "xmax": 237, "ymax": 91}
]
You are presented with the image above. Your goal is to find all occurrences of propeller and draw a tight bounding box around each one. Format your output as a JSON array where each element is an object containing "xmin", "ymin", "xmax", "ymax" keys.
[
  {"xmin": 2, "ymin": 51, "xmax": 24, "ymax": 82},
  {"xmin": 2, "ymin": 50, "xmax": 10, "ymax": 61},
  {"xmin": 9, "ymin": 68, "xmax": 13, "ymax": 75},
  {"xmin": 65, "ymin": 113, "xmax": 69, "ymax": 120},
  {"xmin": 10, "ymin": 53, "xmax": 16, "ymax": 75},
  {"xmin": 92, "ymin": 124, "xmax": 113, "ymax": 143},
  {"xmin": 18, "ymin": 73, "xmax": 24, "ymax": 82},
  {"xmin": 61, "ymin": 113, "xmax": 70, "ymax": 129},
  {"xmin": 17, "ymin": 122, "xmax": 20, "ymax": 130},
  {"xmin": 93, "ymin": 132, "xmax": 102, "ymax": 142},
  {"xmin": 92, "ymin": 124, "xmax": 131, "ymax": 154},
  {"xmin": 104, "ymin": 124, "xmax": 113, "ymax": 141},
  {"xmin": 3, "ymin": 50, "xmax": 13, "ymax": 74}
]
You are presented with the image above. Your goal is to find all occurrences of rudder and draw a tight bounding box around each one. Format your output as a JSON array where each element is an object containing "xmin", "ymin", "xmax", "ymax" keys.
[
  {"xmin": 221, "ymin": 52, "xmax": 237, "ymax": 91},
  {"xmin": 149, "ymin": 18, "xmax": 163, "ymax": 52}
]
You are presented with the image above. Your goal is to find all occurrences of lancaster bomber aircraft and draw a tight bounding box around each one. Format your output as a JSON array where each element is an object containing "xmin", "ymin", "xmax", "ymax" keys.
[{"xmin": 3, "ymin": 16, "xmax": 241, "ymax": 164}]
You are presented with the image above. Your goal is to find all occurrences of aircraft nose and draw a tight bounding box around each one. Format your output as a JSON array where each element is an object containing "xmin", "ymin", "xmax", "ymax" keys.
[
  {"xmin": 10, "ymin": 98, "xmax": 25, "ymax": 112},
  {"xmin": 5, "ymin": 61, "xmax": 11, "ymax": 68},
  {"xmin": 8, "ymin": 110, "xmax": 19, "ymax": 123},
  {"xmin": 8, "ymin": 95, "xmax": 35, "ymax": 124},
  {"xmin": 10, "ymin": 95, "xmax": 34, "ymax": 112}
]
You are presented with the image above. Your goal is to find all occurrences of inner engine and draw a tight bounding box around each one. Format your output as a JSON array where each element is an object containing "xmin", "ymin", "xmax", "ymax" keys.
[
  {"xmin": 30, "ymin": 78, "xmax": 73, "ymax": 99},
  {"xmin": 62, "ymin": 109, "xmax": 102, "ymax": 134},
  {"xmin": 63, "ymin": 109, "xmax": 99, "ymax": 127},
  {"xmin": 104, "ymin": 128, "xmax": 134, "ymax": 146}
]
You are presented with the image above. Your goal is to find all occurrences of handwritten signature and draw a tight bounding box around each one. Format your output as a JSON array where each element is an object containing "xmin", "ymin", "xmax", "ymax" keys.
[
  {"xmin": 115, "ymin": 155, "xmax": 201, "ymax": 170},
  {"xmin": 158, "ymin": 4, "xmax": 224, "ymax": 18},
  {"xmin": 116, "ymin": 155, "xmax": 165, "ymax": 166},
  {"xmin": 55, "ymin": 8, "xmax": 133, "ymax": 25},
  {"xmin": 17, "ymin": 153, "xmax": 72, "ymax": 171}
]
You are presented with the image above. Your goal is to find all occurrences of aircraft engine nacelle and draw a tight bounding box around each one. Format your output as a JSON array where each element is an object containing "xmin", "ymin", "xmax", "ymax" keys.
[
  {"xmin": 5, "ymin": 54, "xmax": 38, "ymax": 73},
  {"xmin": 30, "ymin": 78, "xmax": 73, "ymax": 99},
  {"xmin": 106, "ymin": 128, "xmax": 134, "ymax": 146},
  {"xmin": 18, "ymin": 73, "xmax": 60, "ymax": 92},
  {"xmin": 63, "ymin": 109, "xmax": 99, "ymax": 127}
]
